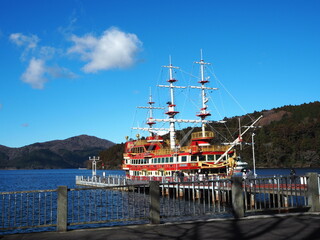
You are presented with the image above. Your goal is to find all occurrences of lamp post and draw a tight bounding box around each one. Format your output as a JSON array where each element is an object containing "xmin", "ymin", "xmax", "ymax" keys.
[
  {"xmin": 251, "ymin": 133, "xmax": 257, "ymax": 178},
  {"xmin": 89, "ymin": 156, "xmax": 100, "ymax": 179}
]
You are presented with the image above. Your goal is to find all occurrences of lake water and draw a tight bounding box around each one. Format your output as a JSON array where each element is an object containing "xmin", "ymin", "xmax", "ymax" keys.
[
  {"xmin": 1, "ymin": 168, "xmax": 320, "ymax": 192},
  {"xmin": 1, "ymin": 167, "xmax": 319, "ymax": 235},
  {"xmin": 0, "ymin": 169, "xmax": 124, "ymax": 192}
]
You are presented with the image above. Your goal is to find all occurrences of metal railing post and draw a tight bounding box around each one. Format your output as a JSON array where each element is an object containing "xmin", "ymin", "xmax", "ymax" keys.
[
  {"xmin": 231, "ymin": 176, "xmax": 244, "ymax": 218},
  {"xmin": 149, "ymin": 181, "xmax": 160, "ymax": 224},
  {"xmin": 307, "ymin": 172, "xmax": 320, "ymax": 212},
  {"xmin": 57, "ymin": 186, "xmax": 68, "ymax": 232}
]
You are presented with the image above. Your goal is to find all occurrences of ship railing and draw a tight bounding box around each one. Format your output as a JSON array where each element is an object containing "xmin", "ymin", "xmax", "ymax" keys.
[
  {"xmin": 199, "ymin": 145, "xmax": 231, "ymax": 152},
  {"xmin": 148, "ymin": 145, "xmax": 232, "ymax": 155},
  {"xmin": 150, "ymin": 148, "xmax": 172, "ymax": 155},
  {"xmin": 191, "ymin": 131, "xmax": 214, "ymax": 139}
]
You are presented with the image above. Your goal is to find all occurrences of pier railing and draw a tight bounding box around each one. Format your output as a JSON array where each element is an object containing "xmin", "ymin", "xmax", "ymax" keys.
[
  {"xmin": 244, "ymin": 176, "xmax": 309, "ymax": 212},
  {"xmin": 1, "ymin": 173, "xmax": 319, "ymax": 234},
  {"xmin": 0, "ymin": 189, "xmax": 58, "ymax": 232},
  {"xmin": 75, "ymin": 175, "xmax": 127, "ymax": 186}
]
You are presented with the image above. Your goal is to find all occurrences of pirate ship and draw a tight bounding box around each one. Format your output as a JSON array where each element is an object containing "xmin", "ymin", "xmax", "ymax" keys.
[{"xmin": 122, "ymin": 53, "xmax": 261, "ymax": 181}]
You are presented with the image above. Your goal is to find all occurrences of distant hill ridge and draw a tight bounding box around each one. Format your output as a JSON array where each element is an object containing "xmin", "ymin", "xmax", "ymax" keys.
[
  {"xmin": 0, "ymin": 135, "xmax": 115, "ymax": 169},
  {"xmin": 235, "ymin": 101, "xmax": 320, "ymax": 168},
  {"xmin": 99, "ymin": 101, "xmax": 320, "ymax": 169}
]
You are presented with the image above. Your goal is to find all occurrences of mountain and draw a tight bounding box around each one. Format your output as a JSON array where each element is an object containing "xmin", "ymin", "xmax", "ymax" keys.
[
  {"xmin": 0, "ymin": 135, "xmax": 115, "ymax": 169},
  {"xmin": 235, "ymin": 101, "xmax": 320, "ymax": 168},
  {"xmin": 99, "ymin": 101, "xmax": 320, "ymax": 169}
]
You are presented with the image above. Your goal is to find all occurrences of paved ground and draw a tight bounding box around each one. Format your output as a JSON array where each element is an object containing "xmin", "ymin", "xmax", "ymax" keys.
[{"xmin": 1, "ymin": 213, "xmax": 320, "ymax": 240}]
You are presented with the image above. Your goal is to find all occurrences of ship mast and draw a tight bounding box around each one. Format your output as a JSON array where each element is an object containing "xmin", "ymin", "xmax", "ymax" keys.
[
  {"xmin": 159, "ymin": 57, "xmax": 186, "ymax": 149},
  {"xmin": 133, "ymin": 89, "xmax": 165, "ymax": 136},
  {"xmin": 152, "ymin": 55, "xmax": 217, "ymax": 150},
  {"xmin": 190, "ymin": 51, "xmax": 218, "ymax": 137}
]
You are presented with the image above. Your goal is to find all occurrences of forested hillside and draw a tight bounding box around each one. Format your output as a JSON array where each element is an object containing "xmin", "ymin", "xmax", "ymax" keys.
[
  {"xmin": 249, "ymin": 102, "xmax": 320, "ymax": 167},
  {"xmin": 99, "ymin": 143, "xmax": 125, "ymax": 169},
  {"xmin": 99, "ymin": 101, "xmax": 320, "ymax": 169}
]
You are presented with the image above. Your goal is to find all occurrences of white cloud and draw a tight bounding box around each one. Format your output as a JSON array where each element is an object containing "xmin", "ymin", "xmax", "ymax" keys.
[
  {"xmin": 10, "ymin": 33, "xmax": 39, "ymax": 60},
  {"xmin": 10, "ymin": 33, "xmax": 77, "ymax": 89},
  {"xmin": 39, "ymin": 46, "xmax": 57, "ymax": 60},
  {"xmin": 68, "ymin": 27, "xmax": 142, "ymax": 73},
  {"xmin": 9, "ymin": 33, "xmax": 39, "ymax": 49},
  {"xmin": 21, "ymin": 58, "xmax": 47, "ymax": 89}
]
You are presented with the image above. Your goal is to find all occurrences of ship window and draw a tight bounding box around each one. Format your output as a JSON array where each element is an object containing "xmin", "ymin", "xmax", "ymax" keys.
[
  {"xmin": 181, "ymin": 156, "xmax": 187, "ymax": 162},
  {"xmin": 170, "ymin": 157, "xmax": 173, "ymax": 163},
  {"xmin": 165, "ymin": 157, "xmax": 169, "ymax": 163},
  {"xmin": 191, "ymin": 156, "xmax": 197, "ymax": 161},
  {"xmin": 215, "ymin": 155, "xmax": 221, "ymax": 161},
  {"xmin": 207, "ymin": 155, "xmax": 214, "ymax": 161},
  {"xmin": 161, "ymin": 158, "xmax": 165, "ymax": 163},
  {"xmin": 132, "ymin": 147, "xmax": 145, "ymax": 153},
  {"xmin": 199, "ymin": 155, "xmax": 205, "ymax": 161}
]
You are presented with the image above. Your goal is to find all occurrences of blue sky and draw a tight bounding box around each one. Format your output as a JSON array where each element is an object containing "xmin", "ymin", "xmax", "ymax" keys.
[{"xmin": 0, "ymin": 0, "xmax": 319, "ymax": 147}]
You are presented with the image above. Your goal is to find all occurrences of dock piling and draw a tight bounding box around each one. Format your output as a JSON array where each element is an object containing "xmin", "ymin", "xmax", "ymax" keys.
[
  {"xmin": 149, "ymin": 181, "xmax": 160, "ymax": 224},
  {"xmin": 307, "ymin": 172, "xmax": 320, "ymax": 212},
  {"xmin": 231, "ymin": 176, "xmax": 244, "ymax": 218},
  {"xmin": 57, "ymin": 186, "xmax": 68, "ymax": 232}
]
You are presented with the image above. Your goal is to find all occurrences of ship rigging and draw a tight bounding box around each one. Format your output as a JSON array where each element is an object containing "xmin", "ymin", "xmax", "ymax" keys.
[{"xmin": 123, "ymin": 53, "xmax": 262, "ymax": 180}]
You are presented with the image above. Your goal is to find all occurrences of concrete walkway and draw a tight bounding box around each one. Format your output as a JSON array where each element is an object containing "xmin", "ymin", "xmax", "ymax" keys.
[{"xmin": 2, "ymin": 213, "xmax": 320, "ymax": 240}]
